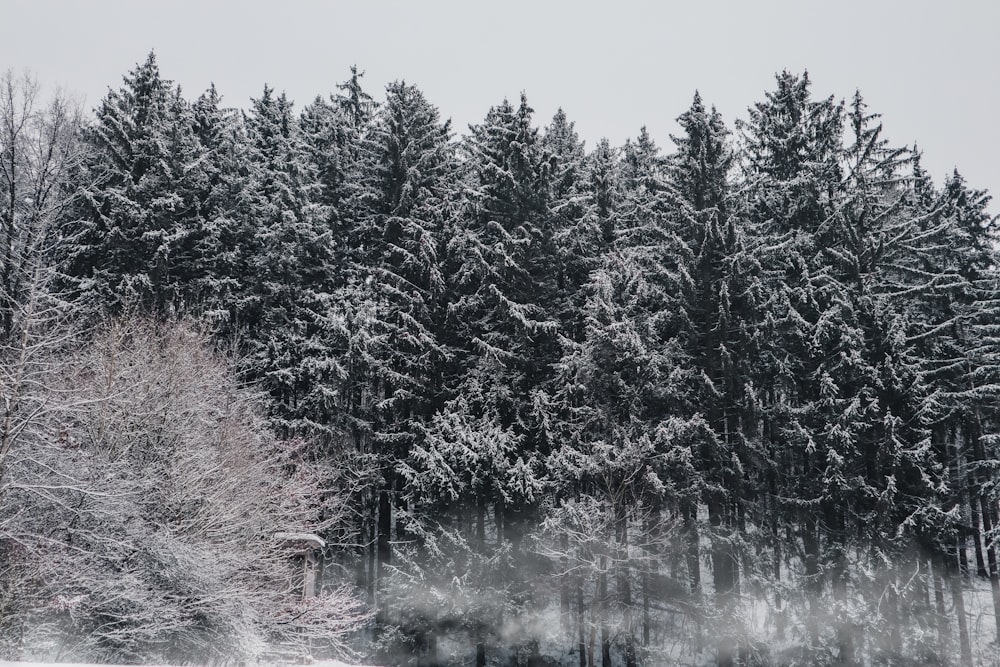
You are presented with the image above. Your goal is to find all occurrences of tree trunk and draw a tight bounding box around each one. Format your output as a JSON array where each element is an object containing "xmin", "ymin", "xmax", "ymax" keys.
[
  {"xmin": 377, "ymin": 487, "xmax": 392, "ymax": 579},
  {"xmin": 599, "ymin": 557, "xmax": 610, "ymax": 667},
  {"xmin": 642, "ymin": 568, "xmax": 650, "ymax": 647},
  {"xmin": 561, "ymin": 533, "xmax": 571, "ymax": 635},
  {"xmin": 772, "ymin": 509, "xmax": 784, "ymax": 641},
  {"xmin": 475, "ymin": 497, "xmax": 486, "ymax": 666},
  {"xmin": 709, "ymin": 497, "xmax": 735, "ymax": 667},
  {"xmin": 958, "ymin": 483, "xmax": 971, "ymax": 577},
  {"xmin": 683, "ymin": 497, "xmax": 700, "ymax": 592},
  {"xmin": 802, "ymin": 514, "xmax": 821, "ymax": 652},
  {"xmin": 946, "ymin": 552, "xmax": 973, "ymax": 667},
  {"xmin": 495, "ymin": 500, "xmax": 504, "ymax": 544},
  {"xmin": 886, "ymin": 574, "xmax": 901, "ymax": 658},
  {"xmin": 577, "ymin": 574, "xmax": 587, "ymax": 667},
  {"xmin": 375, "ymin": 484, "xmax": 392, "ymax": 634},
  {"xmin": 977, "ymin": 490, "xmax": 1000, "ymax": 640},
  {"xmin": 931, "ymin": 557, "xmax": 948, "ymax": 662},
  {"xmin": 618, "ymin": 517, "xmax": 636, "ymax": 667},
  {"xmin": 588, "ymin": 574, "xmax": 597, "ymax": 667},
  {"xmin": 476, "ymin": 496, "xmax": 486, "ymax": 549},
  {"xmin": 829, "ymin": 506, "xmax": 855, "ymax": 666},
  {"xmin": 969, "ymin": 481, "xmax": 988, "ymax": 577},
  {"xmin": 426, "ymin": 630, "xmax": 438, "ymax": 667},
  {"xmin": 355, "ymin": 507, "xmax": 368, "ymax": 591},
  {"xmin": 395, "ymin": 474, "xmax": 408, "ymax": 542},
  {"xmin": 367, "ymin": 512, "xmax": 376, "ymax": 602},
  {"xmin": 970, "ymin": 414, "xmax": 1000, "ymax": 641},
  {"xmin": 642, "ymin": 505, "xmax": 656, "ymax": 647},
  {"xmin": 971, "ymin": 496, "xmax": 990, "ymax": 579}
]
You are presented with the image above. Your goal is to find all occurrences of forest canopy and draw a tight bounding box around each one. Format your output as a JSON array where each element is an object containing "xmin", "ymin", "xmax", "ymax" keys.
[{"xmin": 1, "ymin": 53, "xmax": 999, "ymax": 667}]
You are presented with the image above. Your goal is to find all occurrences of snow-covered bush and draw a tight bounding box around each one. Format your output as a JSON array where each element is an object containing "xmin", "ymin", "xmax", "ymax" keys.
[{"xmin": 0, "ymin": 317, "xmax": 367, "ymax": 664}]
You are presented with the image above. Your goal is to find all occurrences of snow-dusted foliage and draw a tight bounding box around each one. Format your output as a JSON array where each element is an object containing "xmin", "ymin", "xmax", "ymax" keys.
[
  {"xmin": 6, "ymin": 56, "xmax": 1000, "ymax": 667},
  {"xmin": 0, "ymin": 317, "xmax": 366, "ymax": 663}
]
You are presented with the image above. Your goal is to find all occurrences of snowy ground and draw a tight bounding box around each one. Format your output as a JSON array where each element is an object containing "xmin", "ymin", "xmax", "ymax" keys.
[
  {"xmin": 0, "ymin": 662, "xmax": 372, "ymax": 667},
  {"xmin": 0, "ymin": 663, "xmax": 187, "ymax": 667}
]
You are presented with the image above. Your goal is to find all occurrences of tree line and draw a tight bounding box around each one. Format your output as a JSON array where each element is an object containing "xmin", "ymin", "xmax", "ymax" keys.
[{"xmin": 1, "ymin": 53, "xmax": 999, "ymax": 666}]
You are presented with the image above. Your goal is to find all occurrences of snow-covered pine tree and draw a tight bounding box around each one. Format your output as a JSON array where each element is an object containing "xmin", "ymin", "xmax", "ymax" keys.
[
  {"xmin": 295, "ymin": 68, "xmax": 398, "ymax": 605},
  {"xmin": 542, "ymin": 108, "xmax": 600, "ymax": 343},
  {"xmin": 61, "ymin": 52, "xmax": 210, "ymax": 313},
  {"xmin": 739, "ymin": 70, "xmax": 850, "ymax": 661},
  {"xmin": 424, "ymin": 93, "xmax": 556, "ymax": 665},
  {"xmin": 925, "ymin": 167, "xmax": 1000, "ymax": 656},
  {"xmin": 299, "ymin": 76, "xmax": 369, "ymax": 285},
  {"xmin": 547, "ymin": 224, "xmax": 697, "ymax": 667},
  {"xmin": 344, "ymin": 80, "xmax": 457, "ymax": 645},
  {"xmin": 882, "ymin": 150, "xmax": 978, "ymax": 665},
  {"xmin": 542, "ymin": 123, "xmax": 708, "ymax": 666},
  {"xmin": 361, "ymin": 80, "xmax": 454, "ymax": 426},
  {"xmin": 587, "ymin": 137, "xmax": 619, "ymax": 250},
  {"xmin": 238, "ymin": 85, "xmax": 341, "ymax": 437},
  {"xmin": 449, "ymin": 93, "xmax": 556, "ymax": 464},
  {"xmin": 668, "ymin": 91, "xmax": 765, "ymax": 666},
  {"xmin": 830, "ymin": 92, "xmax": 946, "ymax": 662},
  {"xmin": 189, "ymin": 83, "xmax": 255, "ymax": 320},
  {"xmin": 523, "ymin": 126, "xmax": 623, "ymax": 657}
]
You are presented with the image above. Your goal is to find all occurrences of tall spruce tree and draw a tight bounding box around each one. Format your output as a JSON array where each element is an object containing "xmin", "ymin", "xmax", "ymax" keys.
[
  {"xmin": 669, "ymin": 91, "xmax": 764, "ymax": 666},
  {"xmin": 434, "ymin": 93, "xmax": 556, "ymax": 665},
  {"xmin": 739, "ymin": 70, "xmax": 849, "ymax": 660},
  {"xmin": 350, "ymin": 81, "xmax": 456, "ymax": 645},
  {"xmin": 189, "ymin": 83, "xmax": 255, "ymax": 319},
  {"xmin": 931, "ymin": 168, "xmax": 1000, "ymax": 653},
  {"xmin": 62, "ymin": 52, "xmax": 209, "ymax": 313},
  {"xmin": 542, "ymin": 108, "xmax": 597, "ymax": 342},
  {"xmin": 239, "ymin": 85, "xmax": 341, "ymax": 436},
  {"xmin": 830, "ymin": 91, "xmax": 942, "ymax": 662}
]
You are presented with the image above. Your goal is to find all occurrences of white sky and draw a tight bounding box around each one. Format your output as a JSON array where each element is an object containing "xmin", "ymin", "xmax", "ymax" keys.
[{"xmin": 2, "ymin": 0, "xmax": 998, "ymax": 211}]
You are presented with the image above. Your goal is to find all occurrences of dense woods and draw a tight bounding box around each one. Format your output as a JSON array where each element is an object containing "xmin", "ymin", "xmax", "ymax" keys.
[{"xmin": 1, "ymin": 54, "xmax": 999, "ymax": 666}]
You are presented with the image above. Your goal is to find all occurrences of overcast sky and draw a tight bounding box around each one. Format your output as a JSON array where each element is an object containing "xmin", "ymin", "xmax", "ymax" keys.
[{"xmin": 2, "ymin": 0, "xmax": 998, "ymax": 211}]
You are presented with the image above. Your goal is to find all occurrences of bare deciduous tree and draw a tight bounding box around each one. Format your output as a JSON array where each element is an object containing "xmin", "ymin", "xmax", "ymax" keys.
[
  {"xmin": 1, "ymin": 317, "xmax": 368, "ymax": 664},
  {"xmin": 0, "ymin": 70, "xmax": 82, "ymax": 338}
]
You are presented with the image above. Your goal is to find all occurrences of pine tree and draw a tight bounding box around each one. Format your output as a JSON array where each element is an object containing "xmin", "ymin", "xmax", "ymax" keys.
[
  {"xmin": 669, "ymin": 91, "xmax": 764, "ymax": 665},
  {"xmin": 739, "ymin": 70, "xmax": 850, "ymax": 660},
  {"xmin": 931, "ymin": 168, "xmax": 1000, "ymax": 650},
  {"xmin": 587, "ymin": 137, "xmax": 619, "ymax": 250},
  {"xmin": 61, "ymin": 52, "xmax": 209, "ymax": 313},
  {"xmin": 299, "ymin": 83, "xmax": 366, "ymax": 283},
  {"xmin": 362, "ymin": 80, "xmax": 454, "ymax": 422},
  {"xmin": 830, "ymin": 92, "xmax": 940, "ymax": 661},
  {"xmin": 449, "ymin": 93, "xmax": 556, "ymax": 431},
  {"xmin": 238, "ymin": 85, "xmax": 341, "ymax": 436},
  {"xmin": 543, "ymin": 123, "xmax": 705, "ymax": 665},
  {"xmin": 549, "ymin": 247, "xmax": 698, "ymax": 667},
  {"xmin": 347, "ymin": 81, "xmax": 457, "ymax": 643},
  {"xmin": 189, "ymin": 83, "xmax": 255, "ymax": 319},
  {"xmin": 294, "ymin": 68, "xmax": 391, "ymax": 605},
  {"xmin": 431, "ymin": 93, "xmax": 557, "ymax": 664},
  {"xmin": 542, "ymin": 108, "xmax": 597, "ymax": 342}
]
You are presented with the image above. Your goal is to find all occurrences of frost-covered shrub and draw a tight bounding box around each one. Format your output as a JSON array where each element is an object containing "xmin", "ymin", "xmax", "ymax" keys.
[{"xmin": 0, "ymin": 318, "xmax": 367, "ymax": 664}]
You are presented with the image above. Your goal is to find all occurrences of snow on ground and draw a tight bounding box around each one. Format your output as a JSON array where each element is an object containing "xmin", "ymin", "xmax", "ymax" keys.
[
  {"xmin": 0, "ymin": 662, "xmax": 375, "ymax": 667},
  {"xmin": 0, "ymin": 663, "xmax": 203, "ymax": 667},
  {"xmin": 0, "ymin": 663, "xmax": 184, "ymax": 667}
]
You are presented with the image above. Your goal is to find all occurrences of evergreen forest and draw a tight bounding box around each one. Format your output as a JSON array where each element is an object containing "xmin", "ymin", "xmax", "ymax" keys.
[{"xmin": 2, "ymin": 53, "xmax": 1000, "ymax": 667}]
